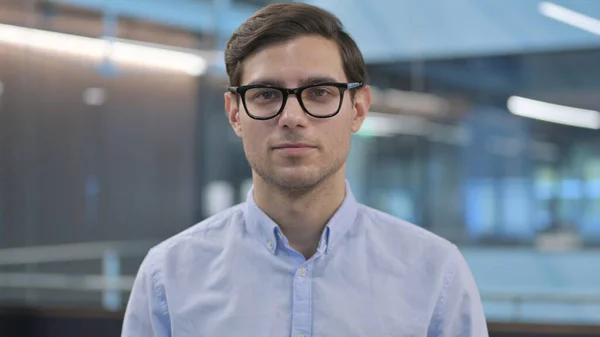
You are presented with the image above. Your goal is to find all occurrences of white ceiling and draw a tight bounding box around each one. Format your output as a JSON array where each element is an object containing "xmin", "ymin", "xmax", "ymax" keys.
[
  {"xmin": 304, "ymin": 0, "xmax": 600, "ymax": 62},
  {"xmin": 41, "ymin": 0, "xmax": 600, "ymax": 63}
]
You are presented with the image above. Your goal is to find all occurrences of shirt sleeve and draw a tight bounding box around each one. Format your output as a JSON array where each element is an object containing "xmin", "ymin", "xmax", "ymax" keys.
[
  {"xmin": 427, "ymin": 245, "xmax": 489, "ymax": 337},
  {"xmin": 122, "ymin": 250, "xmax": 171, "ymax": 337}
]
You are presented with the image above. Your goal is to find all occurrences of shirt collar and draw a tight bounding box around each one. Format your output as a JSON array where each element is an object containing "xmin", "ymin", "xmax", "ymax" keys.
[{"xmin": 243, "ymin": 180, "xmax": 359, "ymax": 255}]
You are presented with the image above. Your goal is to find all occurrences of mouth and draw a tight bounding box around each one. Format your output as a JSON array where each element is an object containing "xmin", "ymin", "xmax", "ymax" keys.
[{"xmin": 272, "ymin": 144, "xmax": 317, "ymax": 154}]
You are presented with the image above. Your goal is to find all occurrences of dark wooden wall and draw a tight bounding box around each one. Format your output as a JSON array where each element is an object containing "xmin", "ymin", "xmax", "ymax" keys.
[
  {"xmin": 0, "ymin": 38, "xmax": 208, "ymax": 309},
  {"xmin": 0, "ymin": 41, "xmax": 200, "ymax": 248}
]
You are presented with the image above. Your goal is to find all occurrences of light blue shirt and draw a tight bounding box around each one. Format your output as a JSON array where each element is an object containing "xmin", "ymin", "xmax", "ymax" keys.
[{"xmin": 122, "ymin": 183, "xmax": 488, "ymax": 337}]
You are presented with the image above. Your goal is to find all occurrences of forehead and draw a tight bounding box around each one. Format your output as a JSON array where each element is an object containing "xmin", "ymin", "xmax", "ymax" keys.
[{"xmin": 240, "ymin": 35, "xmax": 347, "ymax": 86}]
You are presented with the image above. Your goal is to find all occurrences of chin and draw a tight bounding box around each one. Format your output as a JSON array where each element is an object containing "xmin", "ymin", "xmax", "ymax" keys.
[
  {"xmin": 279, "ymin": 168, "xmax": 321, "ymax": 184},
  {"xmin": 251, "ymin": 157, "xmax": 344, "ymax": 191},
  {"xmin": 265, "ymin": 167, "xmax": 325, "ymax": 191}
]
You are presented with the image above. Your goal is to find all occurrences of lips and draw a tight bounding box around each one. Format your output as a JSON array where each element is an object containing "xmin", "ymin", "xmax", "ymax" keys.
[
  {"xmin": 272, "ymin": 143, "xmax": 315, "ymax": 149},
  {"xmin": 272, "ymin": 143, "xmax": 317, "ymax": 155}
]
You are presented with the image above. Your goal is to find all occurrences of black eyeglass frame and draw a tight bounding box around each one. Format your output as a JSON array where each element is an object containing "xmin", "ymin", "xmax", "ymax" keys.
[{"xmin": 227, "ymin": 82, "xmax": 363, "ymax": 120}]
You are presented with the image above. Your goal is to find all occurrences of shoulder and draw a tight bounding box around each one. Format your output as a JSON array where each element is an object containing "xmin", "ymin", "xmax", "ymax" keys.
[
  {"xmin": 355, "ymin": 203, "xmax": 459, "ymax": 267},
  {"xmin": 142, "ymin": 204, "xmax": 246, "ymax": 271}
]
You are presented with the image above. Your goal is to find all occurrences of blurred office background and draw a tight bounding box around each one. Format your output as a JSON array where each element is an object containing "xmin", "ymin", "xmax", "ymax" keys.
[{"xmin": 0, "ymin": 0, "xmax": 600, "ymax": 336}]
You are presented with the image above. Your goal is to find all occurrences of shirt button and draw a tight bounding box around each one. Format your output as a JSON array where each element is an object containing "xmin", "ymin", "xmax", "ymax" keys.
[
  {"xmin": 297, "ymin": 334, "xmax": 305, "ymax": 337},
  {"xmin": 267, "ymin": 241, "xmax": 274, "ymax": 250},
  {"xmin": 298, "ymin": 267, "xmax": 307, "ymax": 277}
]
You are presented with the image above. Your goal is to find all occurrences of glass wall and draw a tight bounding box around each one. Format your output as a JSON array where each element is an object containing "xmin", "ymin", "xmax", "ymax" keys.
[{"xmin": 358, "ymin": 49, "xmax": 600, "ymax": 246}]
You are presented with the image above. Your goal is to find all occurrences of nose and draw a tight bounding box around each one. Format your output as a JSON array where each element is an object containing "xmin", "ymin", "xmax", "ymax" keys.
[{"xmin": 278, "ymin": 95, "xmax": 308, "ymax": 128}]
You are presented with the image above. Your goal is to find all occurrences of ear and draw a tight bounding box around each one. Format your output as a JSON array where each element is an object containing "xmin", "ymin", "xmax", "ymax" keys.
[
  {"xmin": 351, "ymin": 85, "xmax": 371, "ymax": 133},
  {"xmin": 224, "ymin": 92, "xmax": 243, "ymax": 137}
]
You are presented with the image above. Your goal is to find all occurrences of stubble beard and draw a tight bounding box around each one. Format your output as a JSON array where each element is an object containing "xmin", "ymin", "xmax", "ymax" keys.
[{"xmin": 249, "ymin": 152, "xmax": 346, "ymax": 196}]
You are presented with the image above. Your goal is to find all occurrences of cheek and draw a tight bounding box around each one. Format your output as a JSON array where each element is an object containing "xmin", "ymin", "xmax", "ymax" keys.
[
  {"xmin": 241, "ymin": 122, "xmax": 269, "ymax": 153},
  {"xmin": 321, "ymin": 120, "xmax": 352, "ymax": 150}
]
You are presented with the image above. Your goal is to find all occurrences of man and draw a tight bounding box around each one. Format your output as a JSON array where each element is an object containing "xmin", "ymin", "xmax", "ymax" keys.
[{"xmin": 122, "ymin": 3, "xmax": 488, "ymax": 337}]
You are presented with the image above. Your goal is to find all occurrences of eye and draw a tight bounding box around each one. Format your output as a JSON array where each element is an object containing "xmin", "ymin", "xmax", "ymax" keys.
[
  {"xmin": 309, "ymin": 87, "xmax": 331, "ymax": 97},
  {"xmin": 252, "ymin": 89, "xmax": 281, "ymax": 100},
  {"xmin": 304, "ymin": 86, "xmax": 338, "ymax": 102}
]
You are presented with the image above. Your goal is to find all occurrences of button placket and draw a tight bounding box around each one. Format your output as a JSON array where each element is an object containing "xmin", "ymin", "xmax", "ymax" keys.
[{"xmin": 291, "ymin": 263, "xmax": 312, "ymax": 337}]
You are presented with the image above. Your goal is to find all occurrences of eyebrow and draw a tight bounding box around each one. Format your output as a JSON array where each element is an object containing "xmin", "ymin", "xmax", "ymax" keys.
[
  {"xmin": 299, "ymin": 76, "xmax": 339, "ymax": 87},
  {"xmin": 245, "ymin": 75, "xmax": 340, "ymax": 88},
  {"xmin": 246, "ymin": 78, "xmax": 285, "ymax": 87}
]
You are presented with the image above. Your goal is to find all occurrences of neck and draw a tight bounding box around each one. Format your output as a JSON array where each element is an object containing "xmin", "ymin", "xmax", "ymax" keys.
[{"xmin": 252, "ymin": 169, "xmax": 347, "ymax": 259}]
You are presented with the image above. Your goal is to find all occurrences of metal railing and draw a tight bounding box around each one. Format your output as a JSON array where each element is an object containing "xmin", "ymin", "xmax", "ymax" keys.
[
  {"xmin": 1, "ymin": 241, "xmax": 600, "ymax": 323},
  {"xmin": 0, "ymin": 240, "xmax": 157, "ymax": 266},
  {"xmin": 0, "ymin": 240, "xmax": 157, "ymax": 311},
  {"xmin": 482, "ymin": 292, "xmax": 600, "ymax": 323}
]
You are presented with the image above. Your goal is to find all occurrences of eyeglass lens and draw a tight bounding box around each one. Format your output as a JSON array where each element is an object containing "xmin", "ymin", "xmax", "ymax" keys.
[{"xmin": 244, "ymin": 85, "xmax": 342, "ymax": 118}]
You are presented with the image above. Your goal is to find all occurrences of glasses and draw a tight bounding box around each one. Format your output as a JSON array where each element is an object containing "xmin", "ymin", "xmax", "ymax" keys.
[{"xmin": 228, "ymin": 82, "xmax": 363, "ymax": 120}]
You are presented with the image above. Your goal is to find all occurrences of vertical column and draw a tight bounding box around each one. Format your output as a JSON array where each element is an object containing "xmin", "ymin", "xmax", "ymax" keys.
[{"xmin": 102, "ymin": 250, "xmax": 122, "ymax": 311}]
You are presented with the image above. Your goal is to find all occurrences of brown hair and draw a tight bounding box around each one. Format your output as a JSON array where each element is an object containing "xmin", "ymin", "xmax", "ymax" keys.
[{"xmin": 224, "ymin": 2, "xmax": 367, "ymax": 87}]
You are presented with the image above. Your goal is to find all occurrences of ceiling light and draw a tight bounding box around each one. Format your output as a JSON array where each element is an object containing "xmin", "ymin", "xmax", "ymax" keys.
[
  {"xmin": 0, "ymin": 23, "xmax": 207, "ymax": 76},
  {"xmin": 539, "ymin": 2, "xmax": 600, "ymax": 36},
  {"xmin": 507, "ymin": 96, "xmax": 600, "ymax": 129}
]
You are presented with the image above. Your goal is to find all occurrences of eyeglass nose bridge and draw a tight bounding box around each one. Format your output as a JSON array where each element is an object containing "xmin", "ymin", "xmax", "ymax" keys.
[
  {"xmin": 284, "ymin": 87, "xmax": 303, "ymax": 96},
  {"xmin": 279, "ymin": 87, "xmax": 309, "ymax": 114}
]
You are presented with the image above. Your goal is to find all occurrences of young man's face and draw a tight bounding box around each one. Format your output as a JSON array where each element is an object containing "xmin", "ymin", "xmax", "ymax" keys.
[{"xmin": 225, "ymin": 35, "xmax": 370, "ymax": 191}]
